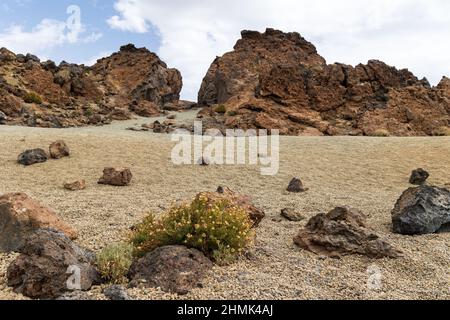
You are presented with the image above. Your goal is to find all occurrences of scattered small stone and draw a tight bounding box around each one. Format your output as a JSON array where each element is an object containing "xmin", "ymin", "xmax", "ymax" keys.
[
  {"xmin": 281, "ymin": 208, "xmax": 305, "ymax": 222},
  {"xmin": 0, "ymin": 193, "xmax": 78, "ymax": 252},
  {"xmin": 56, "ymin": 291, "xmax": 94, "ymax": 300},
  {"xmin": 128, "ymin": 245, "xmax": 213, "ymax": 295},
  {"xmin": 287, "ymin": 178, "xmax": 308, "ymax": 193},
  {"xmin": 17, "ymin": 148, "xmax": 48, "ymax": 166},
  {"xmin": 49, "ymin": 140, "xmax": 70, "ymax": 159},
  {"xmin": 6, "ymin": 229, "xmax": 100, "ymax": 299},
  {"xmin": 409, "ymin": 168, "xmax": 429, "ymax": 185},
  {"xmin": 98, "ymin": 167, "xmax": 132, "ymax": 186},
  {"xmin": 197, "ymin": 157, "xmax": 210, "ymax": 166},
  {"xmin": 294, "ymin": 206, "xmax": 402, "ymax": 259},
  {"xmin": 64, "ymin": 180, "xmax": 86, "ymax": 191},
  {"xmin": 103, "ymin": 285, "xmax": 130, "ymax": 300},
  {"xmin": 392, "ymin": 185, "xmax": 450, "ymax": 235}
]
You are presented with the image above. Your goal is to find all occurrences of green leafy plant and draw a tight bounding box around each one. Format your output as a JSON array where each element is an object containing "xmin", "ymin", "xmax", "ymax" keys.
[
  {"xmin": 130, "ymin": 194, "xmax": 254, "ymax": 264},
  {"xmin": 96, "ymin": 243, "xmax": 134, "ymax": 284},
  {"xmin": 227, "ymin": 111, "xmax": 237, "ymax": 117},
  {"xmin": 215, "ymin": 104, "xmax": 227, "ymax": 114},
  {"xmin": 23, "ymin": 92, "xmax": 42, "ymax": 104}
]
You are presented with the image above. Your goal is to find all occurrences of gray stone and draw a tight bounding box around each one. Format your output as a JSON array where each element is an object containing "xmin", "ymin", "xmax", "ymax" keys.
[{"xmin": 18, "ymin": 148, "xmax": 48, "ymax": 166}]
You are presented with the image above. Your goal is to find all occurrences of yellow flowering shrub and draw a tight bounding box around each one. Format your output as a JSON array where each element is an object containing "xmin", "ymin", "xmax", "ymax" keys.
[{"xmin": 130, "ymin": 194, "xmax": 254, "ymax": 264}]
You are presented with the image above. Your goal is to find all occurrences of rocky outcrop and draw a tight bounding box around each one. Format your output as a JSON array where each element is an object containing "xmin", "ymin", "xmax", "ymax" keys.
[
  {"xmin": 294, "ymin": 206, "xmax": 402, "ymax": 258},
  {"xmin": 98, "ymin": 167, "xmax": 133, "ymax": 186},
  {"xmin": 0, "ymin": 45, "xmax": 183, "ymax": 127},
  {"xmin": 197, "ymin": 28, "xmax": 450, "ymax": 136},
  {"xmin": 0, "ymin": 193, "xmax": 77, "ymax": 252},
  {"xmin": 392, "ymin": 186, "xmax": 450, "ymax": 235},
  {"xmin": 6, "ymin": 229, "xmax": 99, "ymax": 299},
  {"xmin": 128, "ymin": 245, "xmax": 212, "ymax": 295}
]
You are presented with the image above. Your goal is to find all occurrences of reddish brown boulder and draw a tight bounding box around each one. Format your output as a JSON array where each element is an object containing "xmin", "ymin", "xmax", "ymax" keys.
[
  {"xmin": 0, "ymin": 44, "xmax": 184, "ymax": 128},
  {"xmin": 198, "ymin": 28, "xmax": 450, "ymax": 136},
  {"xmin": 98, "ymin": 168, "xmax": 133, "ymax": 186},
  {"xmin": 0, "ymin": 193, "xmax": 77, "ymax": 252},
  {"xmin": 294, "ymin": 206, "xmax": 402, "ymax": 259},
  {"xmin": 49, "ymin": 140, "xmax": 70, "ymax": 159}
]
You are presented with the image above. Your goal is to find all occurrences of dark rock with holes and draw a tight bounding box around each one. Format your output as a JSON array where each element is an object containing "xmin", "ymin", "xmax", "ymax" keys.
[
  {"xmin": 17, "ymin": 148, "xmax": 48, "ymax": 166},
  {"xmin": 6, "ymin": 229, "xmax": 100, "ymax": 299},
  {"xmin": 294, "ymin": 206, "xmax": 402, "ymax": 258},
  {"xmin": 392, "ymin": 186, "xmax": 450, "ymax": 235},
  {"xmin": 409, "ymin": 168, "xmax": 430, "ymax": 185},
  {"xmin": 128, "ymin": 245, "xmax": 213, "ymax": 295},
  {"xmin": 287, "ymin": 178, "xmax": 308, "ymax": 193},
  {"xmin": 103, "ymin": 285, "xmax": 130, "ymax": 300}
]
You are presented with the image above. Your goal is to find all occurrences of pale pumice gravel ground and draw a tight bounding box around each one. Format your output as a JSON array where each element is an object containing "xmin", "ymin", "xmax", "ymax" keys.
[{"xmin": 0, "ymin": 111, "xmax": 449, "ymax": 300}]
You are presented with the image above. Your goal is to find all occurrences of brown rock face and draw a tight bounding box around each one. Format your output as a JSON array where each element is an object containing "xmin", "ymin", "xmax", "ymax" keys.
[
  {"xmin": 198, "ymin": 28, "xmax": 450, "ymax": 136},
  {"xmin": 0, "ymin": 45, "xmax": 183, "ymax": 127},
  {"xmin": 49, "ymin": 140, "xmax": 70, "ymax": 159},
  {"xmin": 0, "ymin": 193, "xmax": 78, "ymax": 252},
  {"xmin": 294, "ymin": 207, "xmax": 402, "ymax": 258},
  {"xmin": 98, "ymin": 167, "xmax": 133, "ymax": 186},
  {"xmin": 128, "ymin": 245, "xmax": 212, "ymax": 295},
  {"xmin": 6, "ymin": 229, "xmax": 99, "ymax": 299},
  {"xmin": 64, "ymin": 180, "xmax": 86, "ymax": 191}
]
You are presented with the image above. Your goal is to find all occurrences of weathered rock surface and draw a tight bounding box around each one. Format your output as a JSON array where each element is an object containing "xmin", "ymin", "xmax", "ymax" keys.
[
  {"xmin": 128, "ymin": 245, "xmax": 212, "ymax": 295},
  {"xmin": 197, "ymin": 28, "xmax": 450, "ymax": 136},
  {"xmin": 17, "ymin": 148, "xmax": 48, "ymax": 166},
  {"xmin": 49, "ymin": 140, "xmax": 70, "ymax": 159},
  {"xmin": 64, "ymin": 180, "xmax": 86, "ymax": 191},
  {"xmin": 0, "ymin": 193, "xmax": 77, "ymax": 252},
  {"xmin": 287, "ymin": 178, "xmax": 308, "ymax": 193},
  {"xmin": 103, "ymin": 285, "xmax": 130, "ymax": 301},
  {"xmin": 409, "ymin": 168, "xmax": 430, "ymax": 185},
  {"xmin": 0, "ymin": 45, "xmax": 184, "ymax": 127},
  {"xmin": 392, "ymin": 186, "xmax": 450, "ymax": 235},
  {"xmin": 6, "ymin": 229, "xmax": 99, "ymax": 299},
  {"xmin": 214, "ymin": 186, "xmax": 265, "ymax": 227},
  {"xmin": 294, "ymin": 206, "xmax": 402, "ymax": 258},
  {"xmin": 281, "ymin": 208, "xmax": 305, "ymax": 222},
  {"xmin": 98, "ymin": 167, "xmax": 132, "ymax": 186}
]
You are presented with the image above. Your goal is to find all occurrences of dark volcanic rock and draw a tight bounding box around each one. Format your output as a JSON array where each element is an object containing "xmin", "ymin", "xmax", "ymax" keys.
[
  {"xmin": 409, "ymin": 168, "xmax": 430, "ymax": 185},
  {"xmin": 294, "ymin": 206, "xmax": 402, "ymax": 258},
  {"xmin": 98, "ymin": 167, "xmax": 132, "ymax": 186},
  {"xmin": 103, "ymin": 285, "xmax": 130, "ymax": 301},
  {"xmin": 392, "ymin": 186, "xmax": 450, "ymax": 235},
  {"xmin": 18, "ymin": 148, "xmax": 48, "ymax": 166},
  {"xmin": 128, "ymin": 245, "xmax": 213, "ymax": 295},
  {"xmin": 6, "ymin": 229, "xmax": 99, "ymax": 299},
  {"xmin": 197, "ymin": 28, "xmax": 450, "ymax": 136},
  {"xmin": 287, "ymin": 178, "xmax": 308, "ymax": 193}
]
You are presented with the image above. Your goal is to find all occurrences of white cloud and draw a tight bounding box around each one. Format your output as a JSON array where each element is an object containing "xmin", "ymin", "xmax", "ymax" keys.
[
  {"xmin": 81, "ymin": 50, "xmax": 114, "ymax": 66},
  {"xmin": 107, "ymin": 0, "xmax": 450, "ymax": 101},
  {"xmin": 0, "ymin": 7, "xmax": 102, "ymax": 58}
]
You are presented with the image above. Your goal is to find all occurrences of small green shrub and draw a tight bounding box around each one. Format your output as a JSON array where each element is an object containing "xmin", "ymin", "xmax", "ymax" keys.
[
  {"xmin": 215, "ymin": 104, "xmax": 227, "ymax": 114},
  {"xmin": 96, "ymin": 243, "xmax": 134, "ymax": 284},
  {"xmin": 130, "ymin": 194, "xmax": 254, "ymax": 264},
  {"xmin": 432, "ymin": 126, "xmax": 450, "ymax": 136},
  {"xmin": 23, "ymin": 92, "xmax": 42, "ymax": 104},
  {"xmin": 227, "ymin": 111, "xmax": 237, "ymax": 117},
  {"xmin": 371, "ymin": 129, "xmax": 390, "ymax": 137}
]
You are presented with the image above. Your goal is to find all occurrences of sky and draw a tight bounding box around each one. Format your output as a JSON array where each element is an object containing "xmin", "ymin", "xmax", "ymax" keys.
[{"xmin": 1, "ymin": 0, "xmax": 450, "ymax": 101}]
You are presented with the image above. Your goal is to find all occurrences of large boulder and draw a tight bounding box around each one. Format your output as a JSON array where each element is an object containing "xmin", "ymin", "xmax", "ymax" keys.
[
  {"xmin": 128, "ymin": 245, "xmax": 212, "ymax": 295},
  {"xmin": 98, "ymin": 167, "xmax": 133, "ymax": 186},
  {"xmin": 6, "ymin": 229, "xmax": 100, "ymax": 299},
  {"xmin": 197, "ymin": 28, "xmax": 450, "ymax": 136},
  {"xmin": 17, "ymin": 149, "xmax": 48, "ymax": 166},
  {"xmin": 294, "ymin": 207, "xmax": 402, "ymax": 259},
  {"xmin": 0, "ymin": 193, "xmax": 77, "ymax": 252},
  {"xmin": 392, "ymin": 186, "xmax": 450, "ymax": 235}
]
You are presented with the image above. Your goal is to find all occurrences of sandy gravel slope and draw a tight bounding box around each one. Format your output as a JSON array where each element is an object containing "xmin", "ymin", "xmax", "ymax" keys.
[{"xmin": 0, "ymin": 116, "xmax": 449, "ymax": 300}]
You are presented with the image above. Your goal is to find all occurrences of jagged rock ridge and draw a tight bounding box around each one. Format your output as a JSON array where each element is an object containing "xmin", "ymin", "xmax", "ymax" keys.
[
  {"xmin": 0, "ymin": 44, "xmax": 183, "ymax": 127},
  {"xmin": 198, "ymin": 28, "xmax": 450, "ymax": 136}
]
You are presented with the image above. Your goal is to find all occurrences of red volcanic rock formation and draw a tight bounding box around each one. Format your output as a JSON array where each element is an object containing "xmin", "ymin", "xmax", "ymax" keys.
[
  {"xmin": 0, "ymin": 44, "xmax": 183, "ymax": 127},
  {"xmin": 198, "ymin": 28, "xmax": 450, "ymax": 136}
]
